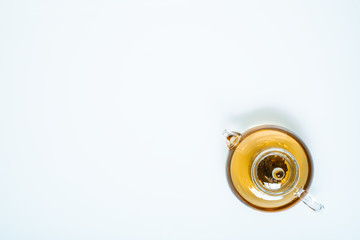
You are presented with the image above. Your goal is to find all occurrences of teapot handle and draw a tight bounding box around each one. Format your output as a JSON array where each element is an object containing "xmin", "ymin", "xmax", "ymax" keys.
[{"xmin": 295, "ymin": 188, "xmax": 324, "ymax": 212}]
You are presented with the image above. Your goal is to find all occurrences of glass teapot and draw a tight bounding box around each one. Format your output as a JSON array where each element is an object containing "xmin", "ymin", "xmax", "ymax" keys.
[{"xmin": 224, "ymin": 125, "xmax": 324, "ymax": 212}]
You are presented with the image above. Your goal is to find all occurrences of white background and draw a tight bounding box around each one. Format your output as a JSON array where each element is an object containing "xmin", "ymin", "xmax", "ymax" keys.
[{"xmin": 0, "ymin": 0, "xmax": 359, "ymax": 239}]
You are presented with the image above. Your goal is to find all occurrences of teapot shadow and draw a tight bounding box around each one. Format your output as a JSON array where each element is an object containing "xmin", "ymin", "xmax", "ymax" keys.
[{"xmin": 228, "ymin": 107, "xmax": 303, "ymax": 133}]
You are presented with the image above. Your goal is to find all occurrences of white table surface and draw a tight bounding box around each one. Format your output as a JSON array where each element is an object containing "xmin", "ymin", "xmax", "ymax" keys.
[{"xmin": 1, "ymin": 1, "xmax": 359, "ymax": 239}]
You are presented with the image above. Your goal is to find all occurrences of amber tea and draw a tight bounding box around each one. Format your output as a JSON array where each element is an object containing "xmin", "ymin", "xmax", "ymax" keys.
[{"xmin": 224, "ymin": 125, "xmax": 323, "ymax": 212}]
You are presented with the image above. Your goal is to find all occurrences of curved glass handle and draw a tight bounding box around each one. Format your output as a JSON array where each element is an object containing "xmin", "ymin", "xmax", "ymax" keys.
[{"xmin": 295, "ymin": 188, "xmax": 324, "ymax": 212}]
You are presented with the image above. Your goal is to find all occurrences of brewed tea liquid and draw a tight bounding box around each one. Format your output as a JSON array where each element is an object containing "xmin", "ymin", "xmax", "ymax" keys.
[{"xmin": 227, "ymin": 126, "xmax": 312, "ymax": 211}]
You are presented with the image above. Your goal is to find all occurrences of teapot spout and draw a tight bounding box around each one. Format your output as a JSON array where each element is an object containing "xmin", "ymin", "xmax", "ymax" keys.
[{"xmin": 223, "ymin": 129, "xmax": 241, "ymax": 149}]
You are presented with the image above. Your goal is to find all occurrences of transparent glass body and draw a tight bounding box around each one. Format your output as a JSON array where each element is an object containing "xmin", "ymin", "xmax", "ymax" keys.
[{"xmin": 224, "ymin": 125, "xmax": 324, "ymax": 212}]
